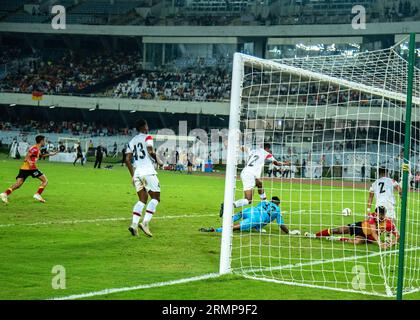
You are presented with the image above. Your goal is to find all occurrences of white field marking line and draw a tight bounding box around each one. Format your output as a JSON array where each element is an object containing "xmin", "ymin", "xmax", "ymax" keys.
[
  {"xmin": 3, "ymin": 180, "xmax": 370, "ymax": 192},
  {"xmin": 3, "ymin": 180, "xmax": 211, "ymax": 187},
  {"xmin": 0, "ymin": 210, "xmax": 305, "ymax": 228},
  {"xmin": 0, "ymin": 213, "xmax": 215, "ymax": 228},
  {"xmin": 0, "ymin": 208, "xmax": 413, "ymax": 229},
  {"xmin": 237, "ymin": 246, "xmax": 420, "ymax": 274},
  {"xmin": 402, "ymin": 287, "xmax": 420, "ymax": 295},
  {"xmin": 0, "ymin": 209, "xmax": 397, "ymax": 228},
  {"xmin": 49, "ymin": 273, "xmax": 221, "ymax": 300},
  {"xmin": 241, "ymin": 275, "xmax": 391, "ymax": 298}
]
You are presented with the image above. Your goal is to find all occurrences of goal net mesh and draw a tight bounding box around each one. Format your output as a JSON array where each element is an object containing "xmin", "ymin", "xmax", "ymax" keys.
[{"xmin": 227, "ymin": 44, "xmax": 420, "ymax": 297}]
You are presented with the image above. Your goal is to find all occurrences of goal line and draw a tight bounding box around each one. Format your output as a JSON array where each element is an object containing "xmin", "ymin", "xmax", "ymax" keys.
[
  {"xmin": 238, "ymin": 245, "xmax": 420, "ymax": 273},
  {"xmin": 238, "ymin": 246, "xmax": 420, "ymax": 297}
]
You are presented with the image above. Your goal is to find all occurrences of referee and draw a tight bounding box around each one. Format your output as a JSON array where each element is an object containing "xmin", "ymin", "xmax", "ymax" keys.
[
  {"xmin": 94, "ymin": 144, "xmax": 105, "ymax": 169},
  {"xmin": 73, "ymin": 142, "xmax": 84, "ymax": 166}
]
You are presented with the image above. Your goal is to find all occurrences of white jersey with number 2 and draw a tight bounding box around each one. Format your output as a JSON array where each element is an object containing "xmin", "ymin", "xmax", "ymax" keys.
[
  {"xmin": 369, "ymin": 177, "xmax": 398, "ymax": 207},
  {"xmin": 242, "ymin": 148, "xmax": 275, "ymax": 178},
  {"xmin": 127, "ymin": 133, "xmax": 157, "ymax": 176}
]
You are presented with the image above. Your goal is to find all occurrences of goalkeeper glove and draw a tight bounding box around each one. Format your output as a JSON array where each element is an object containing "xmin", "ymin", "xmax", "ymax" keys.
[{"xmin": 289, "ymin": 230, "xmax": 301, "ymax": 235}]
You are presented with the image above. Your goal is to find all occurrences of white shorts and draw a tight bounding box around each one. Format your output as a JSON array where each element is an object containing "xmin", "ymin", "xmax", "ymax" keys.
[
  {"xmin": 133, "ymin": 174, "xmax": 160, "ymax": 193},
  {"xmin": 377, "ymin": 201, "xmax": 396, "ymax": 219},
  {"xmin": 240, "ymin": 171, "xmax": 257, "ymax": 191}
]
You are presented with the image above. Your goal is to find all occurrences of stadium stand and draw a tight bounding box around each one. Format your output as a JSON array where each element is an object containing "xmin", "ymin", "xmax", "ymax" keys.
[
  {"xmin": 0, "ymin": 42, "xmax": 414, "ymax": 105},
  {"xmin": 0, "ymin": 49, "xmax": 142, "ymax": 94},
  {"xmin": 1, "ymin": 118, "xmax": 418, "ymax": 171},
  {"xmin": 112, "ymin": 70, "xmax": 231, "ymax": 101},
  {"xmin": 0, "ymin": 119, "xmax": 132, "ymax": 137},
  {"xmin": 184, "ymin": 0, "xmax": 250, "ymax": 13}
]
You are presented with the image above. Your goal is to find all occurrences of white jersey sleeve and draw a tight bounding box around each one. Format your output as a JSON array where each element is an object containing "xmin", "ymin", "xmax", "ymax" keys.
[{"xmin": 127, "ymin": 133, "xmax": 157, "ymax": 176}]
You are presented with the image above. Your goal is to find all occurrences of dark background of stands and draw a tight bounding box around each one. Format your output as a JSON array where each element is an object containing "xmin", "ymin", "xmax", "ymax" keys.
[{"xmin": 0, "ymin": 104, "xmax": 229, "ymax": 133}]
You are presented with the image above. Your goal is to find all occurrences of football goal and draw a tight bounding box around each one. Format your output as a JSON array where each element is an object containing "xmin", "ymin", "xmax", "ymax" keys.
[{"xmin": 220, "ymin": 34, "xmax": 420, "ymax": 298}]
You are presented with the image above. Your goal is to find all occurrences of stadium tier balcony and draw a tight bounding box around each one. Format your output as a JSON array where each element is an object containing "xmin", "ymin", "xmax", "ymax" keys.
[
  {"xmin": 70, "ymin": 0, "xmax": 143, "ymax": 15},
  {"xmin": 185, "ymin": 0, "xmax": 250, "ymax": 14},
  {"xmin": 64, "ymin": 13, "xmax": 107, "ymax": 25}
]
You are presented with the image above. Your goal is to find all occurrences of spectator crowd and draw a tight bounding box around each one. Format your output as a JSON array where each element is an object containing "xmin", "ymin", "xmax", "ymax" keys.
[
  {"xmin": 0, "ymin": 41, "xmax": 415, "ymax": 106},
  {"xmin": 0, "ymin": 50, "xmax": 142, "ymax": 95},
  {"xmin": 0, "ymin": 120, "xmax": 133, "ymax": 137},
  {"xmin": 0, "ymin": 46, "xmax": 33, "ymax": 65},
  {"xmin": 0, "ymin": 46, "xmax": 233, "ymax": 101},
  {"xmin": 113, "ymin": 69, "xmax": 231, "ymax": 101}
]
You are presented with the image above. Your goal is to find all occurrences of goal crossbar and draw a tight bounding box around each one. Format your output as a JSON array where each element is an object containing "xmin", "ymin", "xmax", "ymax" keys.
[{"xmin": 238, "ymin": 53, "xmax": 420, "ymax": 105}]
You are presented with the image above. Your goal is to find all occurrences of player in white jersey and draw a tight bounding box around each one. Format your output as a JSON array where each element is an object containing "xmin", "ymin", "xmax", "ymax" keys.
[
  {"xmin": 367, "ymin": 167, "xmax": 402, "ymax": 220},
  {"xmin": 220, "ymin": 143, "xmax": 287, "ymax": 216},
  {"xmin": 126, "ymin": 119, "xmax": 163, "ymax": 237}
]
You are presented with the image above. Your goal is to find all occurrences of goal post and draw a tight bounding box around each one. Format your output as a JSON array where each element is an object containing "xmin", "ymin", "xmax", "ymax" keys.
[
  {"xmin": 220, "ymin": 40, "xmax": 420, "ymax": 298},
  {"xmin": 220, "ymin": 52, "xmax": 244, "ymax": 275},
  {"xmin": 396, "ymin": 32, "xmax": 416, "ymax": 300}
]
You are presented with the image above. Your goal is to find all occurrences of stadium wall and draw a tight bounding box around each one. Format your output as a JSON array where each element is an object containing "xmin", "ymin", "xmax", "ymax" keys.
[
  {"xmin": 0, "ymin": 21, "xmax": 419, "ymax": 37},
  {"xmin": 0, "ymin": 93, "xmax": 230, "ymax": 115},
  {"xmin": 2, "ymin": 93, "xmax": 420, "ymax": 121}
]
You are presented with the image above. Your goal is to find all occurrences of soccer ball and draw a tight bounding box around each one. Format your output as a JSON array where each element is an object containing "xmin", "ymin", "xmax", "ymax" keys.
[{"xmin": 342, "ymin": 208, "xmax": 352, "ymax": 216}]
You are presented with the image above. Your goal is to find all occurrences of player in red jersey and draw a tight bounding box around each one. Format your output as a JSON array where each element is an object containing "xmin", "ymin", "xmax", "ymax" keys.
[
  {"xmin": 1, "ymin": 135, "xmax": 57, "ymax": 204},
  {"xmin": 305, "ymin": 206, "xmax": 400, "ymax": 249}
]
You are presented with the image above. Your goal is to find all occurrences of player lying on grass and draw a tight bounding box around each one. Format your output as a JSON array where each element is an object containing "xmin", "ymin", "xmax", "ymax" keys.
[
  {"xmin": 126, "ymin": 119, "xmax": 163, "ymax": 238},
  {"xmin": 220, "ymin": 143, "xmax": 288, "ymax": 216},
  {"xmin": 203, "ymin": 196, "xmax": 300, "ymax": 235},
  {"xmin": 305, "ymin": 206, "xmax": 400, "ymax": 249},
  {"xmin": 1, "ymin": 135, "xmax": 57, "ymax": 204}
]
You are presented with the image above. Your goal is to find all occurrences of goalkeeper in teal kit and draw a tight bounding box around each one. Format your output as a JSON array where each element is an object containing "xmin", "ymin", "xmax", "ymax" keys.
[{"xmin": 200, "ymin": 196, "xmax": 300, "ymax": 235}]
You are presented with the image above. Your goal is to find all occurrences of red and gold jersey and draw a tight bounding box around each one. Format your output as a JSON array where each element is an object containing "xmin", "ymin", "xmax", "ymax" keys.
[
  {"xmin": 363, "ymin": 213, "xmax": 397, "ymax": 237},
  {"xmin": 21, "ymin": 145, "xmax": 40, "ymax": 170},
  {"xmin": 361, "ymin": 219, "xmax": 375, "ymax": 237},
  {"xmin": 378, "ymin": 218, "xmax": 397, "ymax": 235}
]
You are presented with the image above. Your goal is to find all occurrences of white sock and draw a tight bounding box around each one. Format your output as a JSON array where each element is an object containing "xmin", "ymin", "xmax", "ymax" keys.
[
  {"xmin": 234, "ymin": 198, "xmax": 250, "ymax": 208},
  {"xmin": 260, "ymin": 193, "xmax": 267, "ymax": 200},
  {"xmin": 143, "ymin": 199, "xmax": 159, "ymax": 226},
  {"xmin": 143, "ymin": 212, "xmax": 153, "ymax": 227},
  {"xmin": 131, "ymin": 201, "xmax": 145, "ymax": 227},
  {"xmin": 134, "ymin": 201, "xmax": 146, "ymax": 214}
]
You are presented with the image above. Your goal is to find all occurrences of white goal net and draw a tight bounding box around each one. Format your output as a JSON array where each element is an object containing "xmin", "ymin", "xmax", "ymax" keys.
[{"xmin": 220, "ymin": 43, "xmax": 420, "ymax": 297}]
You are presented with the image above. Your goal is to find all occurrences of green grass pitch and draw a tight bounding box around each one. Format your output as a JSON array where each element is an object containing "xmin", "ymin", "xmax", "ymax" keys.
[{"xmin": 0, "ymin": 155, "xmax": 418, "ymax": 300}]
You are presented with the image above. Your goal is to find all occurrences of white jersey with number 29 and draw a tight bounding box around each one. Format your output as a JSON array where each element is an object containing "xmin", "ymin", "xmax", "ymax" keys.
[
  {"xmin": 242, "ymin": 148, "xmax": 275, "ymax": 178},
  {"xmin": 127, "ymin": 133, "xmax": 157, "ymax": 176},
  {"xmin": 369, "ymin": 177, "xmax": 398, "ymax": 207}
]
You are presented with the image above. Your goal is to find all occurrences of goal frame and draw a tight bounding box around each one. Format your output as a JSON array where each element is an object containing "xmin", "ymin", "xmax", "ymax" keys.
[
  {"xmin": 219, "ymin": 35, "xmax": 417, "ymax": 299},
  {"xmin": 219, "ymin": 52, "xmax": 243, "ymax": 275}
]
